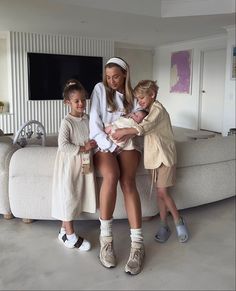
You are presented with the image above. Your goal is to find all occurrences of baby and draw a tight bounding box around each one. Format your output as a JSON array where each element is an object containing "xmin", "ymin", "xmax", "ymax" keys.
[{"xmin": 105, "ymin": 110, "xmax": 148, "ymax": 151}]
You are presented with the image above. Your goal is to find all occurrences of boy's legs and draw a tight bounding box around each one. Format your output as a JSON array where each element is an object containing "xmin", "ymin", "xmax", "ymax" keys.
[{"xmin": 155, "ymin": 165, "xmax": 188, "ymax": 243}]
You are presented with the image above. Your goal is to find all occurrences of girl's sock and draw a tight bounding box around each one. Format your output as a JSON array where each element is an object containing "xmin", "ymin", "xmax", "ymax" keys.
[
  {"xmin": 130, "ymin": 228, "xmax": 144, "ymax": 244},
  {"xmin": 99, "ymin": 217, "xmax": 113, "ymax": 237},
  {"xmin": 60, "ymin": 227, "xmax": 66, "ymax": 235},
  {"xmin": 66, "ymin": 233, "xmax": 77, "ymax": 244}
]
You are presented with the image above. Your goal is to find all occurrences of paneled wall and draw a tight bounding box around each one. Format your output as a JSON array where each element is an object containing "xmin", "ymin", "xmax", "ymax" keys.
[{"xmin": 0, "ymin": 31, "xmax": 114, "ymax": 134}]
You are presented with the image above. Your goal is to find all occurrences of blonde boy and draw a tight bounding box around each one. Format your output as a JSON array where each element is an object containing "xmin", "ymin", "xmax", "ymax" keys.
[{"xmin": 112, "ymin": 80, "xmax": 189, "ymax": 243}]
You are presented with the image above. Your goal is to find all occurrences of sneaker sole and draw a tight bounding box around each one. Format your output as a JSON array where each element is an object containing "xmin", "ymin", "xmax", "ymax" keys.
[{"xmin": 99, "ymin": 255, "xmax": 116, "ymax": 268}]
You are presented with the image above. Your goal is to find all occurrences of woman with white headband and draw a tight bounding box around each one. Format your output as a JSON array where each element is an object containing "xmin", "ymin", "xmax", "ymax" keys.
[{"xmin": 89, "ymin": 57, "xmax": 144, "ymax": 275}]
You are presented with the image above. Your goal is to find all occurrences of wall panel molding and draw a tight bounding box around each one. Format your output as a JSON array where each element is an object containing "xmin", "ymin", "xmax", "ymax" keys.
[{"xmin": 0, "ymin": 31, "xmax": 114, "ymax": 134}]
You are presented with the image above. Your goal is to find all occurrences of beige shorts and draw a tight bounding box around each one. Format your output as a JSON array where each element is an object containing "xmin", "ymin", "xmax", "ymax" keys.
[{"xmin": 152, "ymin": 164, "xmax": 176, "ymax": 188}]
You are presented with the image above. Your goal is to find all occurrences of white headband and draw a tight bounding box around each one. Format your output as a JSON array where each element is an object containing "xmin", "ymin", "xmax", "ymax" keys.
[{"xmin": 106, "ymin": 57, "xmax": 127, "ymax": 71}]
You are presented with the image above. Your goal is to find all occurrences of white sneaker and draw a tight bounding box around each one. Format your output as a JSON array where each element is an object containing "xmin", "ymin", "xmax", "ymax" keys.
[{"xmin": 59, "ymin": 233, "xmax": 91, "ymax": 251}]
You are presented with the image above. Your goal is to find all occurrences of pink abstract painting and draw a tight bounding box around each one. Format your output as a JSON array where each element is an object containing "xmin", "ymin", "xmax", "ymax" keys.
[{"xmin": 170, "ymin": 50, "xmax": 192, "ymax": 94}]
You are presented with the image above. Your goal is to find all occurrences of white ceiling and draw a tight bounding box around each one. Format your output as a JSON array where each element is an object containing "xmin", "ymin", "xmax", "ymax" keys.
[{"xmin": 0, "ymin": 0, "xmax": 235, "ymax": 48}]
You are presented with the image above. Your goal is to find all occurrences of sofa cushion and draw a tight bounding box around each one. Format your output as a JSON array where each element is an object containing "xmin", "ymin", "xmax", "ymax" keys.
[{"xmin": 176, "ymin": 136, "xmax": 235, "ymax": 168}]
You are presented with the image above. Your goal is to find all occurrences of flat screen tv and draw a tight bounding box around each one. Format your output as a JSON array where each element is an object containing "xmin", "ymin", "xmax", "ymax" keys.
[{"xmin": 27, "ymin": 52, "xmax": 103, "ymax": 100}]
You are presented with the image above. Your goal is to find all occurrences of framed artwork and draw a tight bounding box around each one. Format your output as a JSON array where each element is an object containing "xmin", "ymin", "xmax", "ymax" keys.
[
  {"xmin": 231, "ymin": 46, "xmax": 236, "ymax": 79},
  {"xmin": 170, "ymin": 49, "xmax": 192, "ymax": 94}
]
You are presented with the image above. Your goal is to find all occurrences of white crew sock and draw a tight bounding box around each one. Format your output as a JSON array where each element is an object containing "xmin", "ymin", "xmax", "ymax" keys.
[
  {"xmin": 130, "ymin": 228, "xmax": 144, "ymax": 244},
  {"xmin": 66, "ymin": 233, "xmax": 77, "ymax": 244},
  {"xmin": 60, "ymin": 227, "xmax": 66, "ymax": 235},
  {"xmin": 99, "ymin": 217, "xmax": 113, "ymax": 237}
]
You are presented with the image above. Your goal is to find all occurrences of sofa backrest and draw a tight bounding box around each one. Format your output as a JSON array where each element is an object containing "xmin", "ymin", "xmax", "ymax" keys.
[{"xmin": 175, "ymin": 136, "xmax": 235, "ymax": 168}]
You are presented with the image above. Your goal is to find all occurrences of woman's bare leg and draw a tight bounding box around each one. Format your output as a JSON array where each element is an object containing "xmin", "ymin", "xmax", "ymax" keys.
[
  {"xmin": 118, "ymin": 150, "xmax": 142, "ymax": 229},
  {"xmin": 94, "ymin": 152, "xmax": 120, "ymax": 220}
]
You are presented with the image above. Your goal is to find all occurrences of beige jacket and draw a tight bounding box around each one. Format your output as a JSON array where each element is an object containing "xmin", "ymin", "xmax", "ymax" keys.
[{"xmin": 134, "ymin": 101, "xmax": 177, "ymax": 169}]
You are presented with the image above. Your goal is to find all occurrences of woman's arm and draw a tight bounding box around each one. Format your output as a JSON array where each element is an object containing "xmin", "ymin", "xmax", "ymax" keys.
[{"xmin": 89, "ymin": 85, "xmax": 116, "ymax": 152}]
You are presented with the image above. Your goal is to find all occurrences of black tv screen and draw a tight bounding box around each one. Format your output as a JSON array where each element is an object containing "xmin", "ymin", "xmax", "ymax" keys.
[{"xmin": 27, "ymin": 52, "xmax": 103, "ymax": 100}]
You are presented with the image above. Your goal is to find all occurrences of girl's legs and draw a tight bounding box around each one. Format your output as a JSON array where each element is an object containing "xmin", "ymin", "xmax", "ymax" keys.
[
  {"xmin": 59, "ymin": 221, "xmax": 91, "ymax": 251},
  {"xmin": 62, "ymin": 221, "xmax": 74, "ymax": 234},
  {"xmin": 93, "ymin": 152, "xmax": 120, "ymax": 268},
  {"xmin": 118, "ymin": 150, "xmax": 145, "ymax": 275}
]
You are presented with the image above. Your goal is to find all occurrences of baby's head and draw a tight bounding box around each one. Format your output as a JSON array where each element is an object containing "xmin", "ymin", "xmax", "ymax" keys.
[{"xmin": 129, "ymin": 110, "xmax": 148, "ymax": 123}]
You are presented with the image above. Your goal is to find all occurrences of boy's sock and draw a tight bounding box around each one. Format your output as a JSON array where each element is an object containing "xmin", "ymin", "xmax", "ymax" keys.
[
  {"xmin": 130, "ymin": 228, "xmax": 144, "ymax": 244},
  {"xmin": 99, "ymin": 217, "xmax": 113, "ymax": 237}
]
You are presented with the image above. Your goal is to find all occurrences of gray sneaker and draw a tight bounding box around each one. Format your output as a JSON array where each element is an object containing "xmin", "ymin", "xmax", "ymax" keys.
[
  {"xmin": 124, "ymin": 242, "xmax": 145, "ymax": 275},
  {"xmin": 99, "ymin": 236, "xmax": 116, "ymax": 268}
]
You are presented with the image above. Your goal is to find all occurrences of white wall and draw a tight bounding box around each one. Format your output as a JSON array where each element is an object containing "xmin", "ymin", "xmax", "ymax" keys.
[
  {"xmin": 223, "ymin": 26, "xmax": 236, "ymax": 135},
  {"xmin": 153, "ymin": 34, "xmax": 230, "ymax": 131},
  {"xmin": 115, "ymin": 46, "xmax": 154, "ymax": 87},
  {"xmin": 0, "ymin": 32, "xmax": 10, "ymax": 111}
]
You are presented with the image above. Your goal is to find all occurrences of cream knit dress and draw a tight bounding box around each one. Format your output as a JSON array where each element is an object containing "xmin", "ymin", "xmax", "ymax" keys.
[{"xmin": 51, "ymin": 113, "xmax": 97, "ymax": 221}]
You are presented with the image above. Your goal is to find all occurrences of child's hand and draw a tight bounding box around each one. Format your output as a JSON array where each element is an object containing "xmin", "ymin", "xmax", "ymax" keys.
[
  {"xmin": 111, "ymin": 129, "xmax": 129, "ymax": 142},
  {"xmin": 84, "ymin": 139, "xmax": 97, "ymax": 151},
  {"xmin": 112, "ymin": 128, "xmax": 138, "ymax": 142}
]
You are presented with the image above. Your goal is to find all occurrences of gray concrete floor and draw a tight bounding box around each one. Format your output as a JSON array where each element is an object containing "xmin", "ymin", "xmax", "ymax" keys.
[{"xmin": 0, "ymin": 196, "xmax": 235, "ymax": 290}]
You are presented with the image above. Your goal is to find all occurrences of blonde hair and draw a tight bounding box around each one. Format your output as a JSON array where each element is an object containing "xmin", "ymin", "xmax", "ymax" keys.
[
  {"xmin": 103, "ymin": 57, "xmax": 134, "ymax": 114},
  {"xmin": 63, "ymin": 79, "xmax": 88, "ymax": 102},
  {"xmin": 134, "ymin": 80, "xmax": 159, "ymax": 99}
]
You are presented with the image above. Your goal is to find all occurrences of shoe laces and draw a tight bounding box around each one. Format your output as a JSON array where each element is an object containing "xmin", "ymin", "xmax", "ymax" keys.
[
  {"xmin": 103, "ymin": 242, "xmax": 114, "ymax": 256},
  {"xmin": 130, "ymin": 247, "xmax": 142, "ymax": 262}
]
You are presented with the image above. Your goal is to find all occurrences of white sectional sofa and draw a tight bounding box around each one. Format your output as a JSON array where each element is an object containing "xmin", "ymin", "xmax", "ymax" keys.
[
  {"xmin": 0, "ymin": 134, "xmax": 19, "ymax": 218},
  {"xmin": 7, "ymin": 133, "xmax": 236, "ymax": 221}
]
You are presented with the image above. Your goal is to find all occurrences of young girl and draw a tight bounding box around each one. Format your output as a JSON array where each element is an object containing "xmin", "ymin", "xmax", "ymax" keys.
[
  {"xmin": 51, "ymin": 79, "xmax": 97, "ymax": 251},
  {"xmin": 112, "ymin": 80, "xmax": 189, "ymax": 243}
]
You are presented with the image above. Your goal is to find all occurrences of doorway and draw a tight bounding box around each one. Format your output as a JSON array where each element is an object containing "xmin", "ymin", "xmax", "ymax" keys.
[{"xmin": 199, "ymin": 48, "xmax": 226, "ymax": 133}]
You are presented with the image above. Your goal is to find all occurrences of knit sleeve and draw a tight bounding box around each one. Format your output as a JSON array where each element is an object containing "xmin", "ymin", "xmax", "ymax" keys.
[
  {"xmin": 89, "ymin": 84, "xmax": 116, "ymax": 152},
  {"xmin": 58, "ymin": 119, "xmax": 80, "ymax": 155}
]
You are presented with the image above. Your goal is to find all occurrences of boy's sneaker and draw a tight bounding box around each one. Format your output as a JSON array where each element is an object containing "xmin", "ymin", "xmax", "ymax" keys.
[
  {"xmin": 124, "ymin": 242, "xmax": 145, "ymax": 275},
  {"xmin": 59, "ymin": 233, "xmax": 91, "ymax": 251},
  {"xmin": 99, "ymin": 236, "xmax": 116, "ymax": 268}
]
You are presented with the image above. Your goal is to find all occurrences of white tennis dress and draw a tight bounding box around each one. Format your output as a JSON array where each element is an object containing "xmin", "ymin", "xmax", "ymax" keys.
[{"xmin": 51, "ymin": 113, "xmax": 97, "ymax": 221}]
